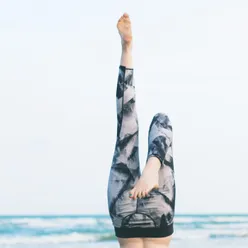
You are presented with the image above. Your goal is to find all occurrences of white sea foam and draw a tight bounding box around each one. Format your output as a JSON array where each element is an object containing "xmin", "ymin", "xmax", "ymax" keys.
[
  {"xmin": 174, "ymin": 216, "xmax": 209, "ymax": 223},
  {"xmin": 97, "ymin": 218, "xmax": 112, "ymax": 226},
  {"xmin": 174, "ymin": 228, "xmax": 248, "ymax": 240},
  {"xmin": 174, "ymin": 216, "xmax": 248, "ymax": 225},
  {"xmin": 0, "ymin": 233, "xmax": 97, "ymax": 245},
  {"xmin": 203, "ymin": 223, "xmax": 248, "ymax": 229},
  {"xmin": 174, "ymin": 229, "xmax": 210, "ymax": 240},
  {"xmin": 210, "ymin": 216, "xmax": 248, "ymax": 223},
  {"xmin": 9, "ymin": 217, "xmax": 99, "ymax": 228},
  {"xmin": 1, "ymin": 215, "xmax": 248, "ymax": 244},
  {"xmin": 0, "ymin": 229, "xmax": 247, "ymax": 245}
]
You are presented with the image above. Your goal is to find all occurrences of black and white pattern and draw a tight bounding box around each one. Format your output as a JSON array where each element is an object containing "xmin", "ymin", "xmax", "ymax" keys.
[{"xmin": 107, "ymin": 65, "xmax": 176, "ymax": 232}]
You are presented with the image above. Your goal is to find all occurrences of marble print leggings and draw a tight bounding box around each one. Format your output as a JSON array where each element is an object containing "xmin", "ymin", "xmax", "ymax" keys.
[{"xmin": 107, "ymin": 65, "xmax": 176, "ymax": 238}]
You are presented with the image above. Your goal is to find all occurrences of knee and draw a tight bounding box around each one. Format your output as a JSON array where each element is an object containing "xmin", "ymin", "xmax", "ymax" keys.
[
  {"xmin": 154, "ymin": 112, "xmax": 169, "ymax": 119},
  {"xmin": 153, "ymin": 112, "xmax": 170, "ymax": 122},
  {"xmin": 151, "ymin": 112, "xmax": 172, "ymax": 128}
]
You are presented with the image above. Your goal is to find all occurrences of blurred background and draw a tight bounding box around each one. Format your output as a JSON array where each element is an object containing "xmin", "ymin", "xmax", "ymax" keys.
[{"xmin": 0, "ymin": 0, "xmax": 248, "ymax": 247}]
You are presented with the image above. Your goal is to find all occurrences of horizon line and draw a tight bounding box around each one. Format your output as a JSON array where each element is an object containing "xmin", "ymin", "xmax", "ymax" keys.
[{"xmin": 0, "ymin": 213, "xmax": 248, "ymax": 217}]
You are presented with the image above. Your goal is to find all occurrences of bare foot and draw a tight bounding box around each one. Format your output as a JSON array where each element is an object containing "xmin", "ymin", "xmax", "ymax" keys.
[
  {"xmin": 129, "ymin": 157, "xmax": 161, "ymax": 200},
  {"xmin": 117, "ymin": 13, "xmax": 133, "ymax": 49}
]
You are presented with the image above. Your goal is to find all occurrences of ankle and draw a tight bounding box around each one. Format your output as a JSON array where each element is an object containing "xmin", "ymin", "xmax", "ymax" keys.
[
  {"xmin": 146, "ymin": 157, "xmax": 161, "ymax": 171},
  {"xmin": 122, "ymin": 42, "xmax": 132, "ymax": 53}
]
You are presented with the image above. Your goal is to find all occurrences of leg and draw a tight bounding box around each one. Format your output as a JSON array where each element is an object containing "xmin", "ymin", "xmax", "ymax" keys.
[
  {"xmin": 107, "ymin": 13, "xmax": 143, "ymax": 248},
  {"xmin": 129, "ymin": 113, "xmax": 175, "ymax": 201},
  {"xmin": 130, "ymin": 113, "xmax": 175, "ymax": 246},
  {"xmin": 146, "ymin": 113, "xmax": 175, "ymax": 211},
  {"xmin": 145, "ymin": 113, "xmax": 175, "ymax": 247},
  {"xmin": 143, "ymin": 236, "xmax": 172, "ymax": 248},
  {"xmin": 107, "ymin": 64, "xmax": 140, "ymax": 222},
  {"xmin": 118, "ymin": 238, "xmax": 144, "ymax": 248},
  {"xmin": 129, "ymin": 112, "xmax": 173, "ymax": 199}
]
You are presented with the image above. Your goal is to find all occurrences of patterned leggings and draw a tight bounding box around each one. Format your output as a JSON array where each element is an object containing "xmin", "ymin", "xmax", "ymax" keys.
[{"xmin": 107, "ymin": 65, "xmax": 176, "ymax": 238}]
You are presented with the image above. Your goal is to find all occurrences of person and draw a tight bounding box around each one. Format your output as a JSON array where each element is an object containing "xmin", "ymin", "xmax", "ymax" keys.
[{"xmin": 107, "ymin": 13, "xmax": 176, "ymax": 248}]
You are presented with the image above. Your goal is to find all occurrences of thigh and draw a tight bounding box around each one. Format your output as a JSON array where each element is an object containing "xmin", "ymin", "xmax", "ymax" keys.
[
  {"xmin": 118, "ymin": 237, "xmax": 144, "ymax": 248},
  {"xmin": 143, "ymin": 235, "xmax": 172, "ymax": 248}
]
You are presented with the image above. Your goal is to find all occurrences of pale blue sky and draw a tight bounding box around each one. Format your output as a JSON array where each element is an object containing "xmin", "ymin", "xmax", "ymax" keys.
[{"xmin": 0, "ymin": 0, "xmax": 248, "ymax": 215}]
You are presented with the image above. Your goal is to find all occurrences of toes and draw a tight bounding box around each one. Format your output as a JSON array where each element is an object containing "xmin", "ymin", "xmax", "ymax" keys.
[
  {"xmin": 154, "ymin": 184, "xmax": 159, "ymax": 189},
  {"xmin": 143, "ymin": 188, "xmax": 150, "ymax": 197},
  {"xmin": 117, "ymin": 13, "xmax": 131, "ymax": 28},
  {"xmin": 137, "ymin": 191, "xmax": 142, "ymax": 199},
  {"xmin": 118, "ymin": 17, "xmax": 124, "ymax": 22},
  {"xmin": 124, "ymin": 15, "xmax": 130, "ymax": 21},
  {"xmin": 130, "ymin": 187, "xmax": 140, "ymax": 200},
  {"xmin": 140, "ymin": 190, "xmax": 148, "ymax": 198},
  {"xmin": 135, "ymin": 187, "xmax": 142, "ymax": 200},
  {"xmin": 130, "ymin": 188, "xmax": 150, "ymax": 199},
  {"xmin": 138, "ymin": 189, "xmax": 151, "ymax": 199},
  {"xmin": 133, "ymin": 189, "xmax": 139, "ymax": 200},
  {"xmin": 139, "ymin": 189, "xmax": 150, "ymax": 199},
  {"xmin": 141, "ymin": 191, "xmax": 146, "ymax": 198},
  {"xmin": 145, "ymin": 190, "xmax": 149, "ymax": 197},
  {"xmin": 129, "ymin": 188, "xmax": 135, "ymax": 198},
  {"xmin": 118, "ymin": 14, "xmax": 125, "ymax": 21},
  {"xmin": 123, "ymin": 13, "xmax": 130, "ymax": 22}
]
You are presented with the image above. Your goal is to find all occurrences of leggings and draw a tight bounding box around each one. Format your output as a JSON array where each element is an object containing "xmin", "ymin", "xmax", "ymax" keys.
[{"xmin": 107, "ymin": 65, "xmax": 176, "ymax": 238}]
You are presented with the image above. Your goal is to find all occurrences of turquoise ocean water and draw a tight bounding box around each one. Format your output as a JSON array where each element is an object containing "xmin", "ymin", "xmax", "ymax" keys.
[{"xmin": 0, "ymin": 214, "xmax": 248, "ymax": 248}]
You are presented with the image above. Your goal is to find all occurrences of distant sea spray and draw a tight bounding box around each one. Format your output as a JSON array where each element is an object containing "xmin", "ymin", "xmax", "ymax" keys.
[{"xmin": 0, "ymin": 215, "xmax": 248, "ymax": 245}]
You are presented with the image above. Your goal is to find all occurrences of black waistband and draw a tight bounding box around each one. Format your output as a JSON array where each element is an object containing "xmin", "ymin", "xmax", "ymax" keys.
[{"xmin": 114, "ymin": 224, "xmax": 173, "ymax": 238}]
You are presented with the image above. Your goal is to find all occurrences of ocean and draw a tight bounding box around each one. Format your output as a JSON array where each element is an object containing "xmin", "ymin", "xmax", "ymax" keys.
[{"xmin": 0, "ymin": 214, "xmax": 248, "ymax": 248}]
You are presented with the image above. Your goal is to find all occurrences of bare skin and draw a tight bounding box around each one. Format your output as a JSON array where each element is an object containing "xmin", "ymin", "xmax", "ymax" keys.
[
  {"xmin": 118, "ymin": 13, "xmax": 133, "ymax": 66},
  {"xmin": 129, "ymin": 156, "xmax": 160, "ymax": 200},
  {"xmin": 116, "ymin": 13, "xmax": 172, "ymax": 248}
]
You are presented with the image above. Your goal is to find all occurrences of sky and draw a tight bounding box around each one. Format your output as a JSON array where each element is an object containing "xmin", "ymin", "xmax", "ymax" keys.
[{"xmin": 0, "ymin": 0, "xmax": 248, "ymax": 215}]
